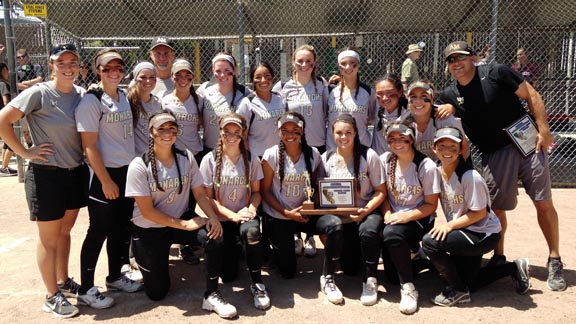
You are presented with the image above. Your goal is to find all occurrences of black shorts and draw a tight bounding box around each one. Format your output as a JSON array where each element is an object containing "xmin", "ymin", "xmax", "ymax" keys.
[
  {"xmin": 3, "ymin": 142, "xmax": 13, "ymax": 152},
  {"xmin": 25, "ymin": 163, "xmax": 89, "ymax": 221}
]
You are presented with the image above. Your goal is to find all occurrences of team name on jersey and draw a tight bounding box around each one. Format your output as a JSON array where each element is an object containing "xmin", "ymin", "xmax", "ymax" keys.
[
  {"xmin": 440, "ymin": 191, "xmax": 464, "ymax": 204},
  {"xmin": 220, "ymin": 175, "xmax": 248, "ymax": 186},
  {"xmin": 149, "ymin": 175, "xmax": 190, "ymax": 192},
  {"xmin": 174, "ymin": 112, "xmax": 200, "ymax": 122},
  {"xmin": 254, "ymin": 108, "xmax": 285, "ymax": 121},
  {"xmin": 106, "ymin": 110, "xmax": 132, "ymax": 123},
  {"xmin": 415, "ymin": 141, "xmax": 433, "ymax": 153},
  {"xmin": 277, "ymin": 172, "xmax": 308, "ymax": 182},
  {"xmin": 329, "ymin": 171, "xmax": 368, "ymax": 181},
  {"xmin": 388, "ymin": 183, "xmax": 422, "ymax": 195},
  {"xmin": 204, "ymin": 101, "xmax": 231, "ymax": 113},
  {"xmin": 139, "ymin": 111, "xmax": 154, "ymax": 119},
  {"xmin": 288, "ymin": 93, "xmax": 322, "ymax": 102},
  {"xmin": 329, "ymin": 103, "xmax": 367, "ymax": 113}
]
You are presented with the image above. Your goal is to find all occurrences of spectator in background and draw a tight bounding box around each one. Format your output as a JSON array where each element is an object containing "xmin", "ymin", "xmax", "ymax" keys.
[
  {"xmin": 512, "ymin": 48, "xmax": 540, "ymax": 88},
  {"xmin": 75, "ymin": 61, "xmax": 98, "ymax": 89},
  {"xmin": 0, "ymin": 62, "xmax": 16, "ymax": 176},
  {"xmin": 16, "ymin": 48, "xmax": 44, "ymax": 91},
  {"xmin": 149, "ymin": 37, "xmax": 176, "ymax": 97},
  {"xmin": 401, "ymin": 44, "xmax": 422, "ymax": 91}
]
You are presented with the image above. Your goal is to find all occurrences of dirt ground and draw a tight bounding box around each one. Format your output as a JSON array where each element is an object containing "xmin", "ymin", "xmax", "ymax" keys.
[{"xmin": 1, "ymin": 174, "xmax": 575, "ymax": 323}]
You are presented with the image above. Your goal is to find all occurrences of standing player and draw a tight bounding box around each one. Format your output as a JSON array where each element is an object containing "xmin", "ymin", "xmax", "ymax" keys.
[
  {"xmin": 422, "ymin": 127, "xmax": 531, "ymax": 306},
  {"xmin": 75, "ymin": 49, "xmax": 142, "ymax": 309},
  {"xmin": 0, "ymin": 44, "xmax": 86, "ymax": 318},
  {"xmin": 380, "ymin": 122, "xmax": 441, "ymax": 314},
  {"xmin": 200, "ymin": 113, "xmax": 270, "ymax": 310},
  {"xmin": 326, "ymin": 48, "xmax": 376, "ymax": 151},
  {"xmin": 439, "ymin": 41, "xmax": 565, "ymax": 291}
]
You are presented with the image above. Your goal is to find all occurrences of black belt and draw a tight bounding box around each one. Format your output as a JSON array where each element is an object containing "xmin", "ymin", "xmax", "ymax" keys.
[{"xmin": 29, "ymin": 163, "xmax": 82, "ymax": 171}]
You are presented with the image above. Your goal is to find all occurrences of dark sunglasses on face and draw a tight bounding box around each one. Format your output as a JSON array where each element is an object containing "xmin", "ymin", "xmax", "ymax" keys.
[
  {"xmin": 446, "ymin": 54, "xmax": 470, "ymax": 64},
  {"xmin": 17, "ymin": 54, "xmax": 28, "ymax": 59}
]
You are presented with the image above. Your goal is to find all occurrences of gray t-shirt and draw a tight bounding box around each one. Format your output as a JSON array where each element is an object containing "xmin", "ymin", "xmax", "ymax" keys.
[
  {"xmin": 439, "ymin": 168, "xmax": 501, "ymax": 234},
  {"xmin": 413, "ymin": 115, "xmax": 465, "ymax": 160},
  {"xmin": 126, "ymin": 150, "xmax": 203, "ymax": 229},
  {"xmin": 327, "ymin": 84, "xmax": 376, "ymax": 150},
  {"xmin": 237, "ymin": 92, "xmax": 286, "ymax": 157},
  {"xmin": 162, "ymin": 93, "xmax": 203, "ymax": 155},
  {"xmin": 9, "ymin": 82, "xmax": 85, "ymax": 168},
  {"xmin": 371, "ymin": 107, "xmax": 411, "ymax": 155},
  {"xmin": 197, "ymin": 82, "xmax": 251, "ymax": 150},
  {"xmin": 134, "ymin": 95, "xmax": 163, "ymax": 156},
  {"xmin": 200, "ymin": 151, "xmax": 263, "ymax": 213},
  {"xmin": 319, "ymin": 148, "xmax": 384, "ymax": 207},
  {"xmin": 273, "ymin": 79, "xmax": 328, "ymax": 147},
  {"xmin": 381, "ymin": 152, "xmax": 441, "ymax": 214},
  {"xmin": 152, "ymin": 77, "xmax": 174, "ymax": 98},
  {"xmin": 76, "ymin": 90, "xmax": 135, "ymax": 167},
  {"xmin": 262, "ymin": 145, "xmax": 321, "ymax": 220}
]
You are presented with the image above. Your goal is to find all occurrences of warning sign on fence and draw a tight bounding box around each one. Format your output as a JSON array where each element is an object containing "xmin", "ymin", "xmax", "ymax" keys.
[{"xmin": 23, "ymin": 4, "xmax": 47, "ymax": 18}]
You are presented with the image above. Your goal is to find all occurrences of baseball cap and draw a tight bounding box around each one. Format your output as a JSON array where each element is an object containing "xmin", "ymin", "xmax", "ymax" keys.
[
  {"xmin": 149, "ymin": 112, "xmax": 177, "ymax": 130},
  {"xmin": 406, "ymin": 44, "xmax": 423, "ymax": 55},
  {"xmin": 49, "ymin": 44, "xmax": 79, "ymax": 60},
  {"xmin": 171, "ymin": 59, "xmax": 193, "ymax": 74},
  {"xmin": 96, "ymin": 51, "xmax": 124, "ymax": 68},
  {"xmin": 407, "ymin": 81, "xmax": 433, "ymax": 96},
  {"xmin": 219, "ymin": 115, "xmax": 244, "ymax": 129},
  {"xmin": 277, "ymin": 113, "xmax": 304, "ymax": 129},
  {"xmin": 151, "ymin": 36, "xmax": 175, "ymax": 51},
  {"xmin": 386, "ymin": 123, "xmax": 414, "ymax": 138},
  {"xmin": 444, "ymin": 41, "xmax": 473, "ymax": 60},
  {"xmin": 434, "ymin": 127, "xmax": 462, "ymax": 143}
]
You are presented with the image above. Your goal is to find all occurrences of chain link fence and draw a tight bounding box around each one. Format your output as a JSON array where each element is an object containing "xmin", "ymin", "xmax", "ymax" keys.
[{"xmin": 2, "ymin": 0, "xmax": 575, "ymax": 186}]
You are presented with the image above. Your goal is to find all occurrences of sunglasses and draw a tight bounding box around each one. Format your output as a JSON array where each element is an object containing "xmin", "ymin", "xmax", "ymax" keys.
[
  {"xmin": 101, "ymin": 66, "xmax": 125, "ymax": 73},
  {"xmin": 17, "ymin": 54, "xmax": 28, "ymax": 59},
  {"xmin": 50, "ymin": 44, "xmax": 77, "ymax": 55},
  {"xmin": 446, "ymin": 54, "xmax": 470, "ymax": 64}
]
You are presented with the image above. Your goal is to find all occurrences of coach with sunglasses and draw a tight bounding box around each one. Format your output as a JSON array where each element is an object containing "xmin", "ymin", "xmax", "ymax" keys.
[
  {"xmin": 16, "ymin": 48, "xmax": 45, "ymax": 91},
  {"xmin": 438, "ymin": 41, "xmax": 566, "ymax": 292}
]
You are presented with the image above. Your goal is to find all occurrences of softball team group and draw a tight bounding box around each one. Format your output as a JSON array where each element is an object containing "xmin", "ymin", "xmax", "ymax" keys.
[{"xmin": 0, "ymin": 41, "xmax": 533, "ymax": 319}]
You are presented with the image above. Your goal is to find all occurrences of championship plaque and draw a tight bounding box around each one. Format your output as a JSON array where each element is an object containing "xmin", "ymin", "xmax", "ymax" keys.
[{"xmin": 301, "ymin": 177, "xmax": 358, "ymax": 218}]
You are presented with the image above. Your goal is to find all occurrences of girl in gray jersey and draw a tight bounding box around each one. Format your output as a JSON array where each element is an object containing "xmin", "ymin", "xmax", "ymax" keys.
[
  {"xmin": 422, "ymin": 127, "xmax": 530, "ymax": 306},
  {"xmin": 261, "ymin": 112, "xmax": 345, "ymax": 304},
  {"xmin": 199, "ymin": 113, "xmax": 270, "ymax": 310},
  {"xmin": 75, "ymin": 49, "xmax": 141, "ymax": 309},
  {"xmin": 0, "ymin": 44, "xmax": 86, "ymax": 318},
  {"xmin": 380, "ymin": 122, "xmax": 441, "ymax": 315},
  {"xmin": 371, "ymin": 73, "xmax": 411, "ymax": 155},
  {"xmin": 128, "ymin": 62, "xmax": 163, "ymax": 156},
  {"xmin": 406, "ymin": 81, "xmax": 468, "ymax": 160},
  {"xmin": 272, "ymin": 44, "xmax": 329, "ymax": 153},
  {"xmin": 326, "ymin": 48, "xmax": 376, "ymax": 151},
  {"xmin": 197, "ymin": 53, "xmax": 250, "ymax": 157},
  {"xmin": 126, "ymin": 111, "xmax": 237, "ymax": 318},
  {"xmin": 319, "ymin": 114, "xmax": 386, "ymax": 306},
  {"xmin": 161, "ymin": 59, "xmax": 203, "ymax": 156},
  {"xmin": 237, "ymin": 62, "xmax": 286, "ymax": 158}
]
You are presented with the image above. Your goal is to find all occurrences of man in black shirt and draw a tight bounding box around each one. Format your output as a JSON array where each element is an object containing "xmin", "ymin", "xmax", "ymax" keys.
[{"xmin": 438, "ymin": 41, "xmax": 565, "ymax": 291}]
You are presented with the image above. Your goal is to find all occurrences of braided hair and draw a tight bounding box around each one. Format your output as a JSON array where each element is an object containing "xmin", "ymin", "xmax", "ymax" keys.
[
  {"xmin": 375, "ymin": 73, "xmax": 408, "ymax": 131},
  {"xmin": 146, "ymin": 111, "xmax": 184, "ymax": 194},
  {"xmin": 385, "ymin": 122, "xmax": 417, "ymax": 202},
  {"xmin": 332, "ymin": 113, "xmax": 367, "ymax": 191},
  {"xmin": 214, "ymin": 112, "xmax": 251, "ymax": 207},
  {"xmin": 277, "ymin": 111, "xmax": 313, "ymax": 192}
]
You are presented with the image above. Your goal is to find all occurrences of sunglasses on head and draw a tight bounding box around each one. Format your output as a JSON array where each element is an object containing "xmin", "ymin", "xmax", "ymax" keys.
[
  {"xmin": 446, "ymin": 54, "xmax": 470, "ymax": 64},
  {"xmin": 50, "ymin": 44, "xmax": 77, "ymax": 55}
]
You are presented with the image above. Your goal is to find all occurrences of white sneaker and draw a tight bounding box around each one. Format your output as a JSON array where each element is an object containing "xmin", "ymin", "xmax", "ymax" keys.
[
  {"xmin": 360, "ymin": 277, "xmax": 378, "ymax": 306},
  {"xmin": 106, "ymin": 275, "xmax": 143, "ymax": 293},
  {"xmin": 250, "ymin": 283, "xmax": 271, "ymax": 310},
  {"xmin": 399, "ymin": 282, "xmax": 418, "ymax": 314},
  {"xmin": 77, "ymin": 286, "xmax": 114, "ymax": 309},
  {"xmin": 304, "ymin": 236, "xmax": 317, "ymax": 257},
  {"xmin": 294, "ymin": 236, "xmax": 304, "ymax": 256},
  {"xmin": 320, "ymin": 275, "xmax": 343, "ymax": 304},
  {"xmin": 202, "ymin": 291, "xmax": 238, "ymax": 318},
  {"xmin": 121, "ymin": 263, "xmax": 143, "ymax": 282}
]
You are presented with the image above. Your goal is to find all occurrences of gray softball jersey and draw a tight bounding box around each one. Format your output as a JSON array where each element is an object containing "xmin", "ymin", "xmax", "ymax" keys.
[
  {"xmin": 10, "ymin": 82, "xmax": 85, "ymax": 168},
  {"xmin": 237, "ymin": 92, "xmax": 286, "ymax": 157},
  {"xmin": 413, "ymin": 115, "xmax": 465, "ymax": 160},
  {"xmin": 162, "ymin": 93, "xmax": 203, "ymax": 155},
  {"xmin": 152, "ymin": 77, "xmax": 174, "ymax": 98},
  {"xmin": 272, "ymin": 79, "xmax": 328, "ymax": 147},
  {"xmin": 126, "ymin": 150, "xmax": 203, "ymax": 229},
  {"xmin": 75, "ymin": 90, "xmax": 135, "ymax": 167},
  {"xmin": 319, "ymin": 148, "xmax": 385, "ymax": 207},
  {"xmin": 197, "ymin": 82, "xmax": 251, "ymax": 149},
  {"xmin": 381, "ymin": 152, "xmax": 441, "ymax": 213},
  {"xmin": 326, "ymin": 85, "xmax": 377, "ymax": 150},
  {"xmin": 262, "ymin": 145, "xmax": 321, "ymax": 220},
  {"xmin": 439, "ymin": 168, "xmax": 501, "ymax": 235},
  {"xmin": 199, "ymin": 151, "xmax": 263, "ymax": 213},
  {"xmin": 134, "ymin": 95, "xmax": 163, "ymax": 156}
]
